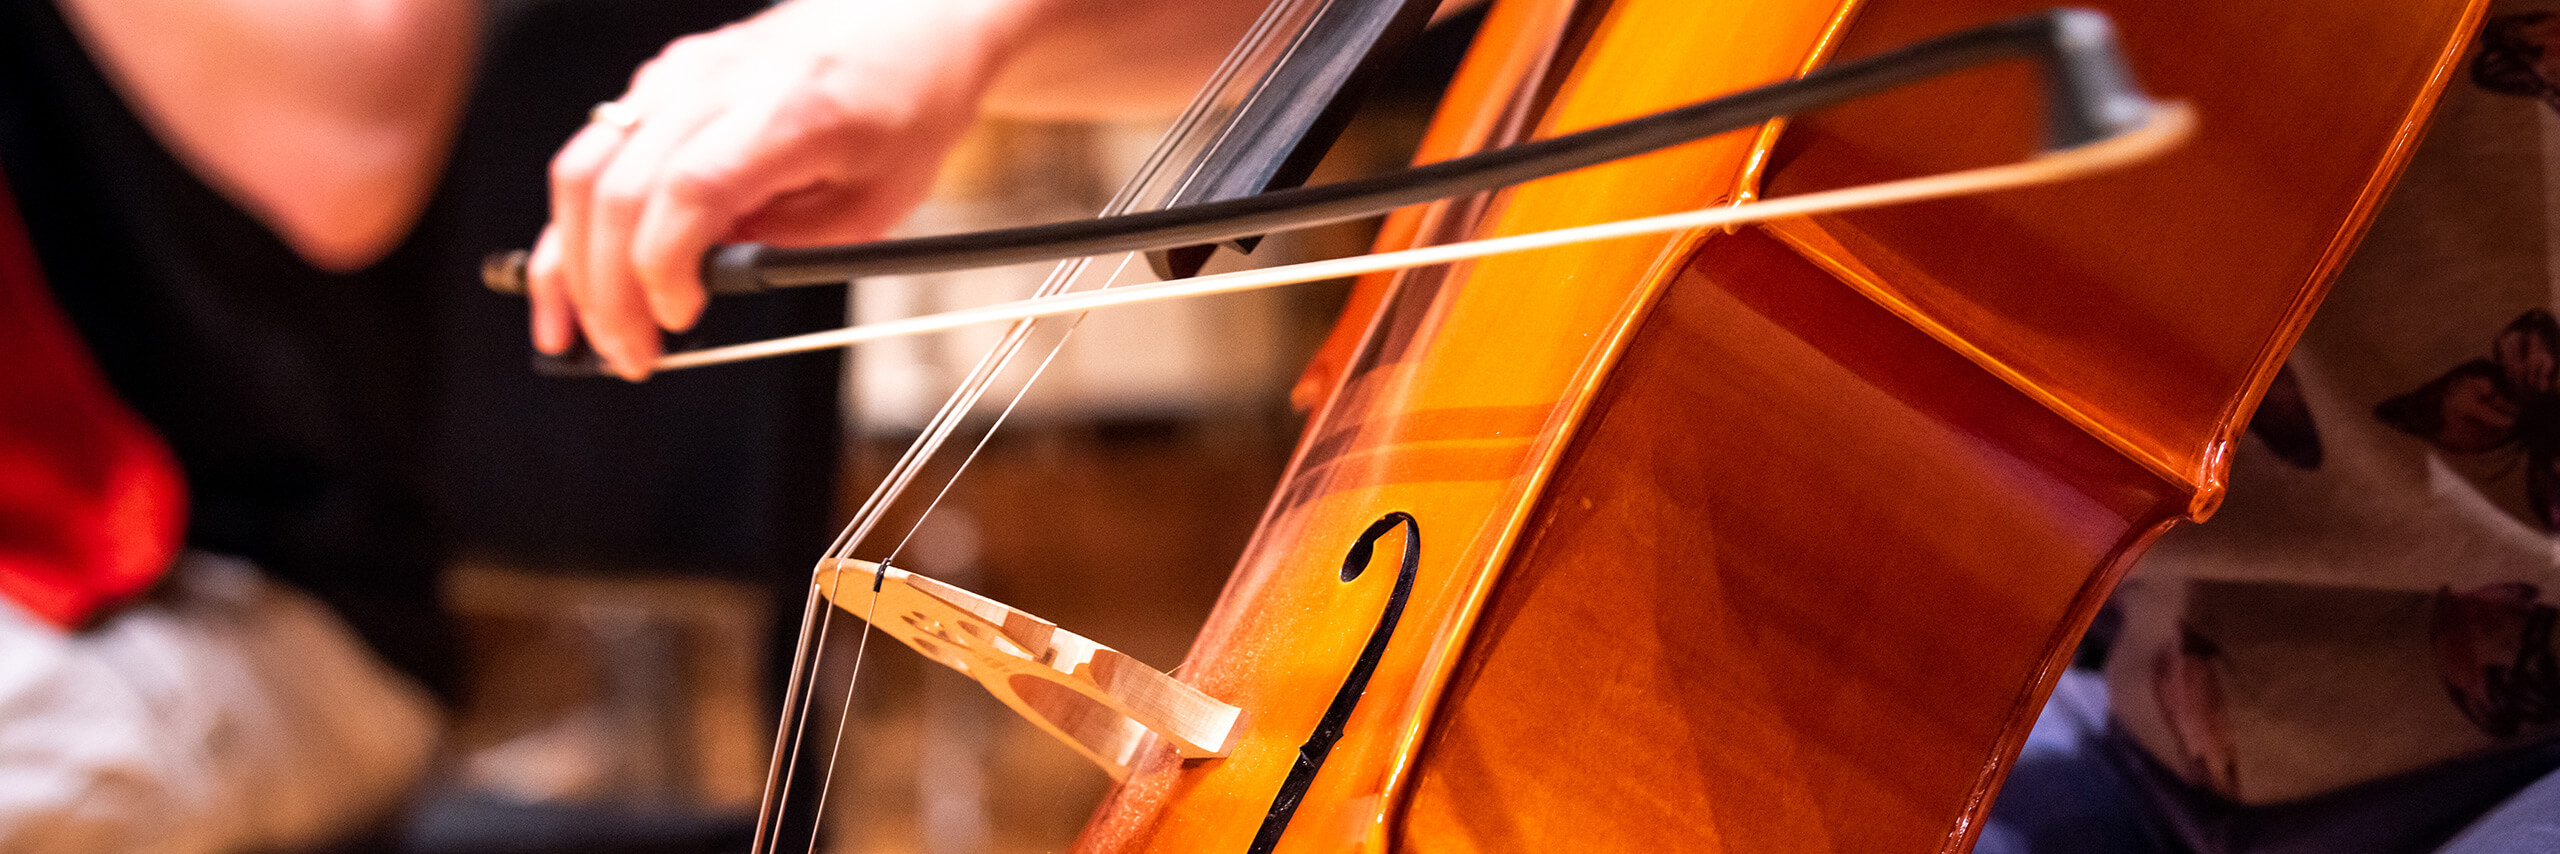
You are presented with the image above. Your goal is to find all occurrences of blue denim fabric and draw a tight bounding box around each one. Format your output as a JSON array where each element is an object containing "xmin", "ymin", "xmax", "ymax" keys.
[
  {"xmin": 2437, "ymin": 770, "xmax": 2560, "ymax": 854},
  {"xmin": 1976, "ymin": 671, "xmax": 2167, "ymax": 854},
  {"xmin": 1980, "ymin": 670, "xmax": 2560, "ymax": 854}
]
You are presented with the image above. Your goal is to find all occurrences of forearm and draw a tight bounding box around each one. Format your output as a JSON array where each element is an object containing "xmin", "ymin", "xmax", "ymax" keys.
[
  {"xmin": 982, "ymin": 0, "xmax": 1273, "ymax": 120},
  {"xmin": 56, "ymin": 0, "xmax": 479, "ymax": 271}
]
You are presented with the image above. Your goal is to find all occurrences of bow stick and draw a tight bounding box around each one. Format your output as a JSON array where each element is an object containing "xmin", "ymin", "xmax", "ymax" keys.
[{"xmin": 486, "ymin": 9, "xmax": 2181, "ymax": 378}]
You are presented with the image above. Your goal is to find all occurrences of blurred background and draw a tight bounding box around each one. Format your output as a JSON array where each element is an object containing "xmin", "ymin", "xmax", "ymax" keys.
[{"xmin": 405, "ymin": 1, "xmax": 1475, "ymax": 852}]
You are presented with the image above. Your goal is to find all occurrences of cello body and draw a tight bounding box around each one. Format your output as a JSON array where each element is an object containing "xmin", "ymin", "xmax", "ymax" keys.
[{"xmin": 1066, "ymin": 0, "xmax": 2487, "ymax": 850}]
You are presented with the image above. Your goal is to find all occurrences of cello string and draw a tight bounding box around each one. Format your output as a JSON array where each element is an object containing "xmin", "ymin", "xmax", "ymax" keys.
[
  {"xmin": 794, "ymin": 258, "xmax": 1104, "ymax": 851},
  {"xmin": 773, "ymin": 255, "xmax": 1108, "ymax": 854},
  {"xmin": 800, "ymin": 252, "xmax": 1142, "ymax": 850},
  {"xmin": 806, "ymin": 0, "xmax": 1292, "ymax": 567},
  {"xmin": 655, "ymin": 100, "xmax": 2198, "ymax": 373},
  {"xmin": 758, "ymin": 3, "xmax": 1485, "ymax": 830},
  {"xmin": 755, "ymin": 0, "xmax": 1332, "ymax": 847},
  {"xmin": 763, "ymin": 118, "xmax": 1180, "ymax": 854},
  {"xmin": 824, "ymin": 0, "xmax": 1313, "ymax": 530},
  {"xmin": 800, "ymin": 561, "xmax": 882, "ymax": 854},
  {"xmin": 877, "ymin": 255, "xmax": 1149, "ymax": 568}
]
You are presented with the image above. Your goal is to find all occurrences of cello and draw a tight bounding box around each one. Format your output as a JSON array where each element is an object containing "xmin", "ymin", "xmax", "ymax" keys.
[
  {"xmin": 1033, "ymin": 0, "xmax": 2475, "ymax": 849},
  {"xmin": 499, "ymin": 0, "xmax": 2485, "ymax": 849},
  {"xmin": 1187, "ymin": 1, "xmax": 2480, "ymax": 849}
]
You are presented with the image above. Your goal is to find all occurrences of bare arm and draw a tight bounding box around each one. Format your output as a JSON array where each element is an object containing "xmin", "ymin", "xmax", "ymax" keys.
[
  {"xmin": 56, "ymin": 0, "xmax": 479, "ymax": 272},
  {"xmin": 528, "ymin": 0, "xmax": 1271, "ymax": 380},
  {"xmin": 980, "ymin": 0, "xmax": 1270, "ymax": 121}
]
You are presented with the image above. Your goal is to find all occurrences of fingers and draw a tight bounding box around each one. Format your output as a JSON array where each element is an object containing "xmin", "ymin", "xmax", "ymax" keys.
[
  {"xmin": 628, "ymin": 173, "xmax": 717, "ymax": 333},
  {"xmin": 541, "ymin": 50, "xmax": 799, "ymax": 380},
  {"xmin": 627, "ymin": 104, "xmax": 788, "ymax": 334},
  {"xmin": 576, "ymin": 103, "xmax": 722, "ymax": 379},
  {"xmin": 544, "ymin": 117, "xmax": 626, "ymax": 372},
  {"xmin": 526, "ymin": 225, "xmax": 574, "ymax": 354},
  {"xmin": 526, "ymin": 0, "xmax": 1008, "ymax": 380}
]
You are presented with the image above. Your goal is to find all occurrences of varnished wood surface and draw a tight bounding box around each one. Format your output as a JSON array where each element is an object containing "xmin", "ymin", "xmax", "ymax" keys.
[
  {"xmin": 1075, "ymin": 0, "xmax": 1850, "ymax": 849},
  {"xmin": 1763, "ymin": 0, "xmax": 2484, "ymax": 502},
  {"xmin": 1394, "ymin": 228, "xmax": 2179, "ymax": 852},
  {"xmin": 1065, "ymin": 0, "xmax": 2485, "ymax": 851}
]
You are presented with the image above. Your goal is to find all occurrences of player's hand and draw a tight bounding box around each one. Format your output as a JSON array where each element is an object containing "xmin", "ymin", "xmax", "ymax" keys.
[{"xmin": 528, "ymin": 0, "xmax": 1042, "ymax": 379}]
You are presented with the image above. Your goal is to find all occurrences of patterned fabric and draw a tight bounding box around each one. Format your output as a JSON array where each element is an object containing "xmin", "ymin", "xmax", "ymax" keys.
[
  {"xmin": 2108, "ymin": 4, "xmax": 2560, "ymax": 805},
  {"xmin": 0, "ymin": 168, "xmax": 182, "ymax": 629}
]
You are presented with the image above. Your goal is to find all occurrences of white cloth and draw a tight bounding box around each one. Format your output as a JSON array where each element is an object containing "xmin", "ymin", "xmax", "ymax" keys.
[
  {"xmin": 2109, "ymin": 5, "xmax": 2560, "ymax": 804},
  {"xmin": 0, "ymin": 551, "xmax": 441, "ymax": 853}
]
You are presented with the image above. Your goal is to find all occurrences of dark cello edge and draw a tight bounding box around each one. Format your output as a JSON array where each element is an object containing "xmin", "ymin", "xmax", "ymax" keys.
[
  {"xmin": 2174, "ymin": 2, "xmax": 2493, "ymax": 522},
  {"xmin": 1143, "ymin": 0, "xmax": 1442, "ymax": 280}
]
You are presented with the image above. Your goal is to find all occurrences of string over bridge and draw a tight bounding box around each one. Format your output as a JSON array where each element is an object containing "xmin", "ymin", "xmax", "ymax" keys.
[{"xmin": 813, "ymin": 559, "xmax": 1240, "ymax": 780}]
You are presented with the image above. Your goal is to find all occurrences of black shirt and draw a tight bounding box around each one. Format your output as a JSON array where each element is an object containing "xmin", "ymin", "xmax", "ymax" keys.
[
  {"xmin": 0, "ymin": 0, "xmax": 849, "ymax": 702},
  {"xmin": 0, "ymin": 0, "xmax": 454, "ymax": 693}
]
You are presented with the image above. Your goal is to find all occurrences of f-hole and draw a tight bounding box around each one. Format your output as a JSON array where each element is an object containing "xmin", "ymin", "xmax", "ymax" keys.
[{"xmin": 1248, "ymin": 511, "xmax": 1421, "ymax": 853}]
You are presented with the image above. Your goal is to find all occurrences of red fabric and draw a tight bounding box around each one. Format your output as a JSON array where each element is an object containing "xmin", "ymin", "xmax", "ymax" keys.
[{"xmin": 0, "ymin": 169, "xmax": 185, "ymax": 630}]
